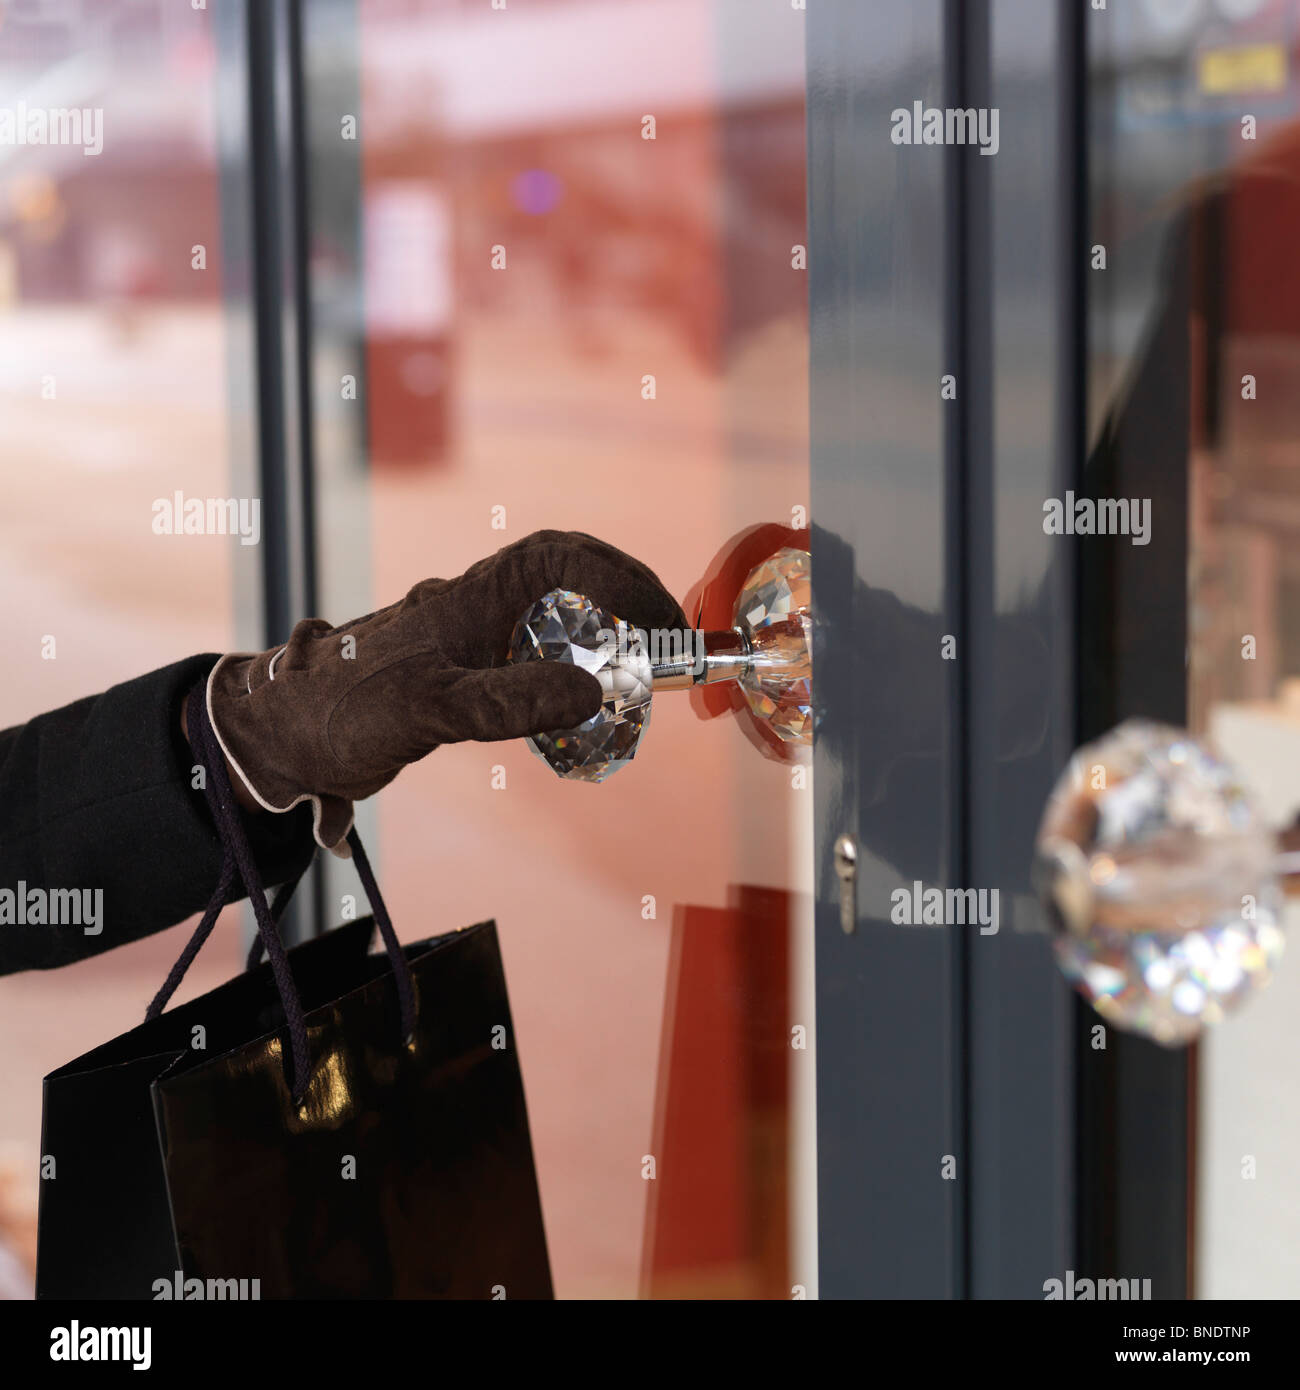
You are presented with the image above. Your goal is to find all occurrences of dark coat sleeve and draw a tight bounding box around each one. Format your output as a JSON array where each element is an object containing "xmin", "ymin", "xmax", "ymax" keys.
[{"xmin": 0, "ymin": 653, "xmax": 316, "ymax": 974}]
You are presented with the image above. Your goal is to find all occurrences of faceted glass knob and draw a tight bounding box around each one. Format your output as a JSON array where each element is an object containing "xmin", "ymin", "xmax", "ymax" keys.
[
  {"xmin": 732, "ymin": 546, "xmax": 812, "ymax": 745},
  {"xmin": 508, "ymin": 588, "xmax": 653, "ymax": 783},
  {"xmin": 509, "ymin": 544, "xmax": 812, "ymax": 781},
  {"xmin": 1035, "ymin": 719, "xmax": 1285, "ymax": 1045}
]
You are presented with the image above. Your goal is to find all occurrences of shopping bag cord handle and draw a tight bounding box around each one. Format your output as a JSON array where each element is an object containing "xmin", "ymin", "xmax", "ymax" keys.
[
  {"xmin": 242, "ymin": 837, "xmax": 418, "ymax": 1055},
  {"xmin": 145, "ymin": 844, "xmax": 238, "ymax": 1022},
  {"xmin": 200, "ymin": 682, "xmax": 418, "ymax": 1053},
  {"xmin": 245, "ymin": 865, "xmax": 312, "ymax": 969},
  {"xmin": 145, "ymin": 681, "xmax": 417, "ymax": 1102},
  {"xmin": 240, "ymin": 808, "xmax": 417, "ymax": 1049}
]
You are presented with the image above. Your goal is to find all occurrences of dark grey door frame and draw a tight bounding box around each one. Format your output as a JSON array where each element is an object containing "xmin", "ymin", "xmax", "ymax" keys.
[
  {"xmin": 809, "ymin": 0, "xmax": 965, "ymax": 1298},
  {"xmin": 809, "ymin": 0, "xmax": 1189, "ymax": 1299}
]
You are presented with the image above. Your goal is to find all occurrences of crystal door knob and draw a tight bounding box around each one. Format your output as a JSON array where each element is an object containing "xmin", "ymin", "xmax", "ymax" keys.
[
  {"xmin": 508, "ymin": 545, "xmax": 811, "ymax": 782},
  {"xmin": 1034, "ymin": 720, "xmax": 1285, "ymax": 1045},
  {"xmin": 732, "ymin": 546, "xmax": 813, "ymax": 744},
  {"xmin": 507, "ymin": 588, "xmax": 654, "ymax": 783}
]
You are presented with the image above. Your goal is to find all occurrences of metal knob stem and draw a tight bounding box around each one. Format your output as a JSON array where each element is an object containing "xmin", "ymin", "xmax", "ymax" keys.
[
  {"xmin": 508, "ymin": 544, "xmax": 812, "ymax": 780},
  {"xmin": 649, "ymin": 628, "xmax": 752, "ymax": 689}
]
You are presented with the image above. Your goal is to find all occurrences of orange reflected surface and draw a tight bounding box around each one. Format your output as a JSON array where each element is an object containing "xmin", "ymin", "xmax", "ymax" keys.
[{"xmin": 347, "ymin": 0, "xmax": 810, "ymax": 1296}]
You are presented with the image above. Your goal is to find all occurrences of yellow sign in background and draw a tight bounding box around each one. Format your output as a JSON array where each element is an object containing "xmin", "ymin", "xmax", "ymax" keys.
[{"xmin": 1198, "ymin": 44, "xmax": 1288, "ymax": 96}]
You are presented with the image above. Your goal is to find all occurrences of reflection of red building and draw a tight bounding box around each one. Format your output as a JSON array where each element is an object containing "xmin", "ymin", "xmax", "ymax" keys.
[
  {"xmin": 1185, "ymin": 119, "xmax": 1300, "ymax": 727},
  {"xmin": 360, "ymin": 0, "xmax": 806, "ymax": 468}
]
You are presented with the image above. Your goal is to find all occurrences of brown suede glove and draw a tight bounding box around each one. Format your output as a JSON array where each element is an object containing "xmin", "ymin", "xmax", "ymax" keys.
[{"xmin": 207, "ymin": 531, "xmax": 686, "ymax": 853}]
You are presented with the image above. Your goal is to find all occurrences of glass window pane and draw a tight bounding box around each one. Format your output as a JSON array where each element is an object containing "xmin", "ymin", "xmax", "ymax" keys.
[
  {"xmin": 306, "ymin": 0, "xmax": 813, "ymax": 1298},
  {"xmin": 0, "ymin": 1, "xmax": 256, "ymax": 1299}
]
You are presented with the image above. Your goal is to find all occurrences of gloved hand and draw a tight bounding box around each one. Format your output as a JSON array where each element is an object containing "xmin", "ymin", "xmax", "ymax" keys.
[{"xmin": 205, "ymin": 531, "xmax": 686, "ymax": 852}]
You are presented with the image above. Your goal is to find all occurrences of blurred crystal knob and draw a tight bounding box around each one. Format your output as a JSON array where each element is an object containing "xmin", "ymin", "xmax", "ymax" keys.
[{"xmin": 1034, "ymin": 719, "xmax": 1285, "ymax": 1045}]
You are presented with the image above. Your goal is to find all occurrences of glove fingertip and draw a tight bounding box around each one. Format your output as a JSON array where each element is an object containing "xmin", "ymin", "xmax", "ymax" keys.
[{"xmin": 531, "ymin": 659, "xmax": 604, "ymax": 726}]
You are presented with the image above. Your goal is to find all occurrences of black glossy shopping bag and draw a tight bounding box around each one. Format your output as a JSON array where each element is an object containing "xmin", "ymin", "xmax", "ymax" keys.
[{"xmin": 36, "ymin": 684, "xmax": 553, "ymax": 1300}]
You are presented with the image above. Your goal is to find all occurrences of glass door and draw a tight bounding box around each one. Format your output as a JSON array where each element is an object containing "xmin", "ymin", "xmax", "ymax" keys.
[
  {"xmin": 295, "ymin": 0, "xmax": 815, "ymax": 1300},
  {"xmin": 1087, "ymin": 0, "xmax": 1300, "ymax": 1300}
]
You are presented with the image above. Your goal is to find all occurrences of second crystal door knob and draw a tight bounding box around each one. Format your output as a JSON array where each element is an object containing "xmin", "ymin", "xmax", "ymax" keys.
[
  {"xmin": 731, "ymin": 546, "xmax": 812, "ymax": 745},
  {"xmin": 1034, "ymin": 719, "xmax": 1285, "ymax": 1045}
]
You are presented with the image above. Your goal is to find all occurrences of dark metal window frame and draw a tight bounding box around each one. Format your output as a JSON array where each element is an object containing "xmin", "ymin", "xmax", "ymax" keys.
[{"xmin": 216, "ymin": 0, "xmax": 324, "ymax": 945}]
